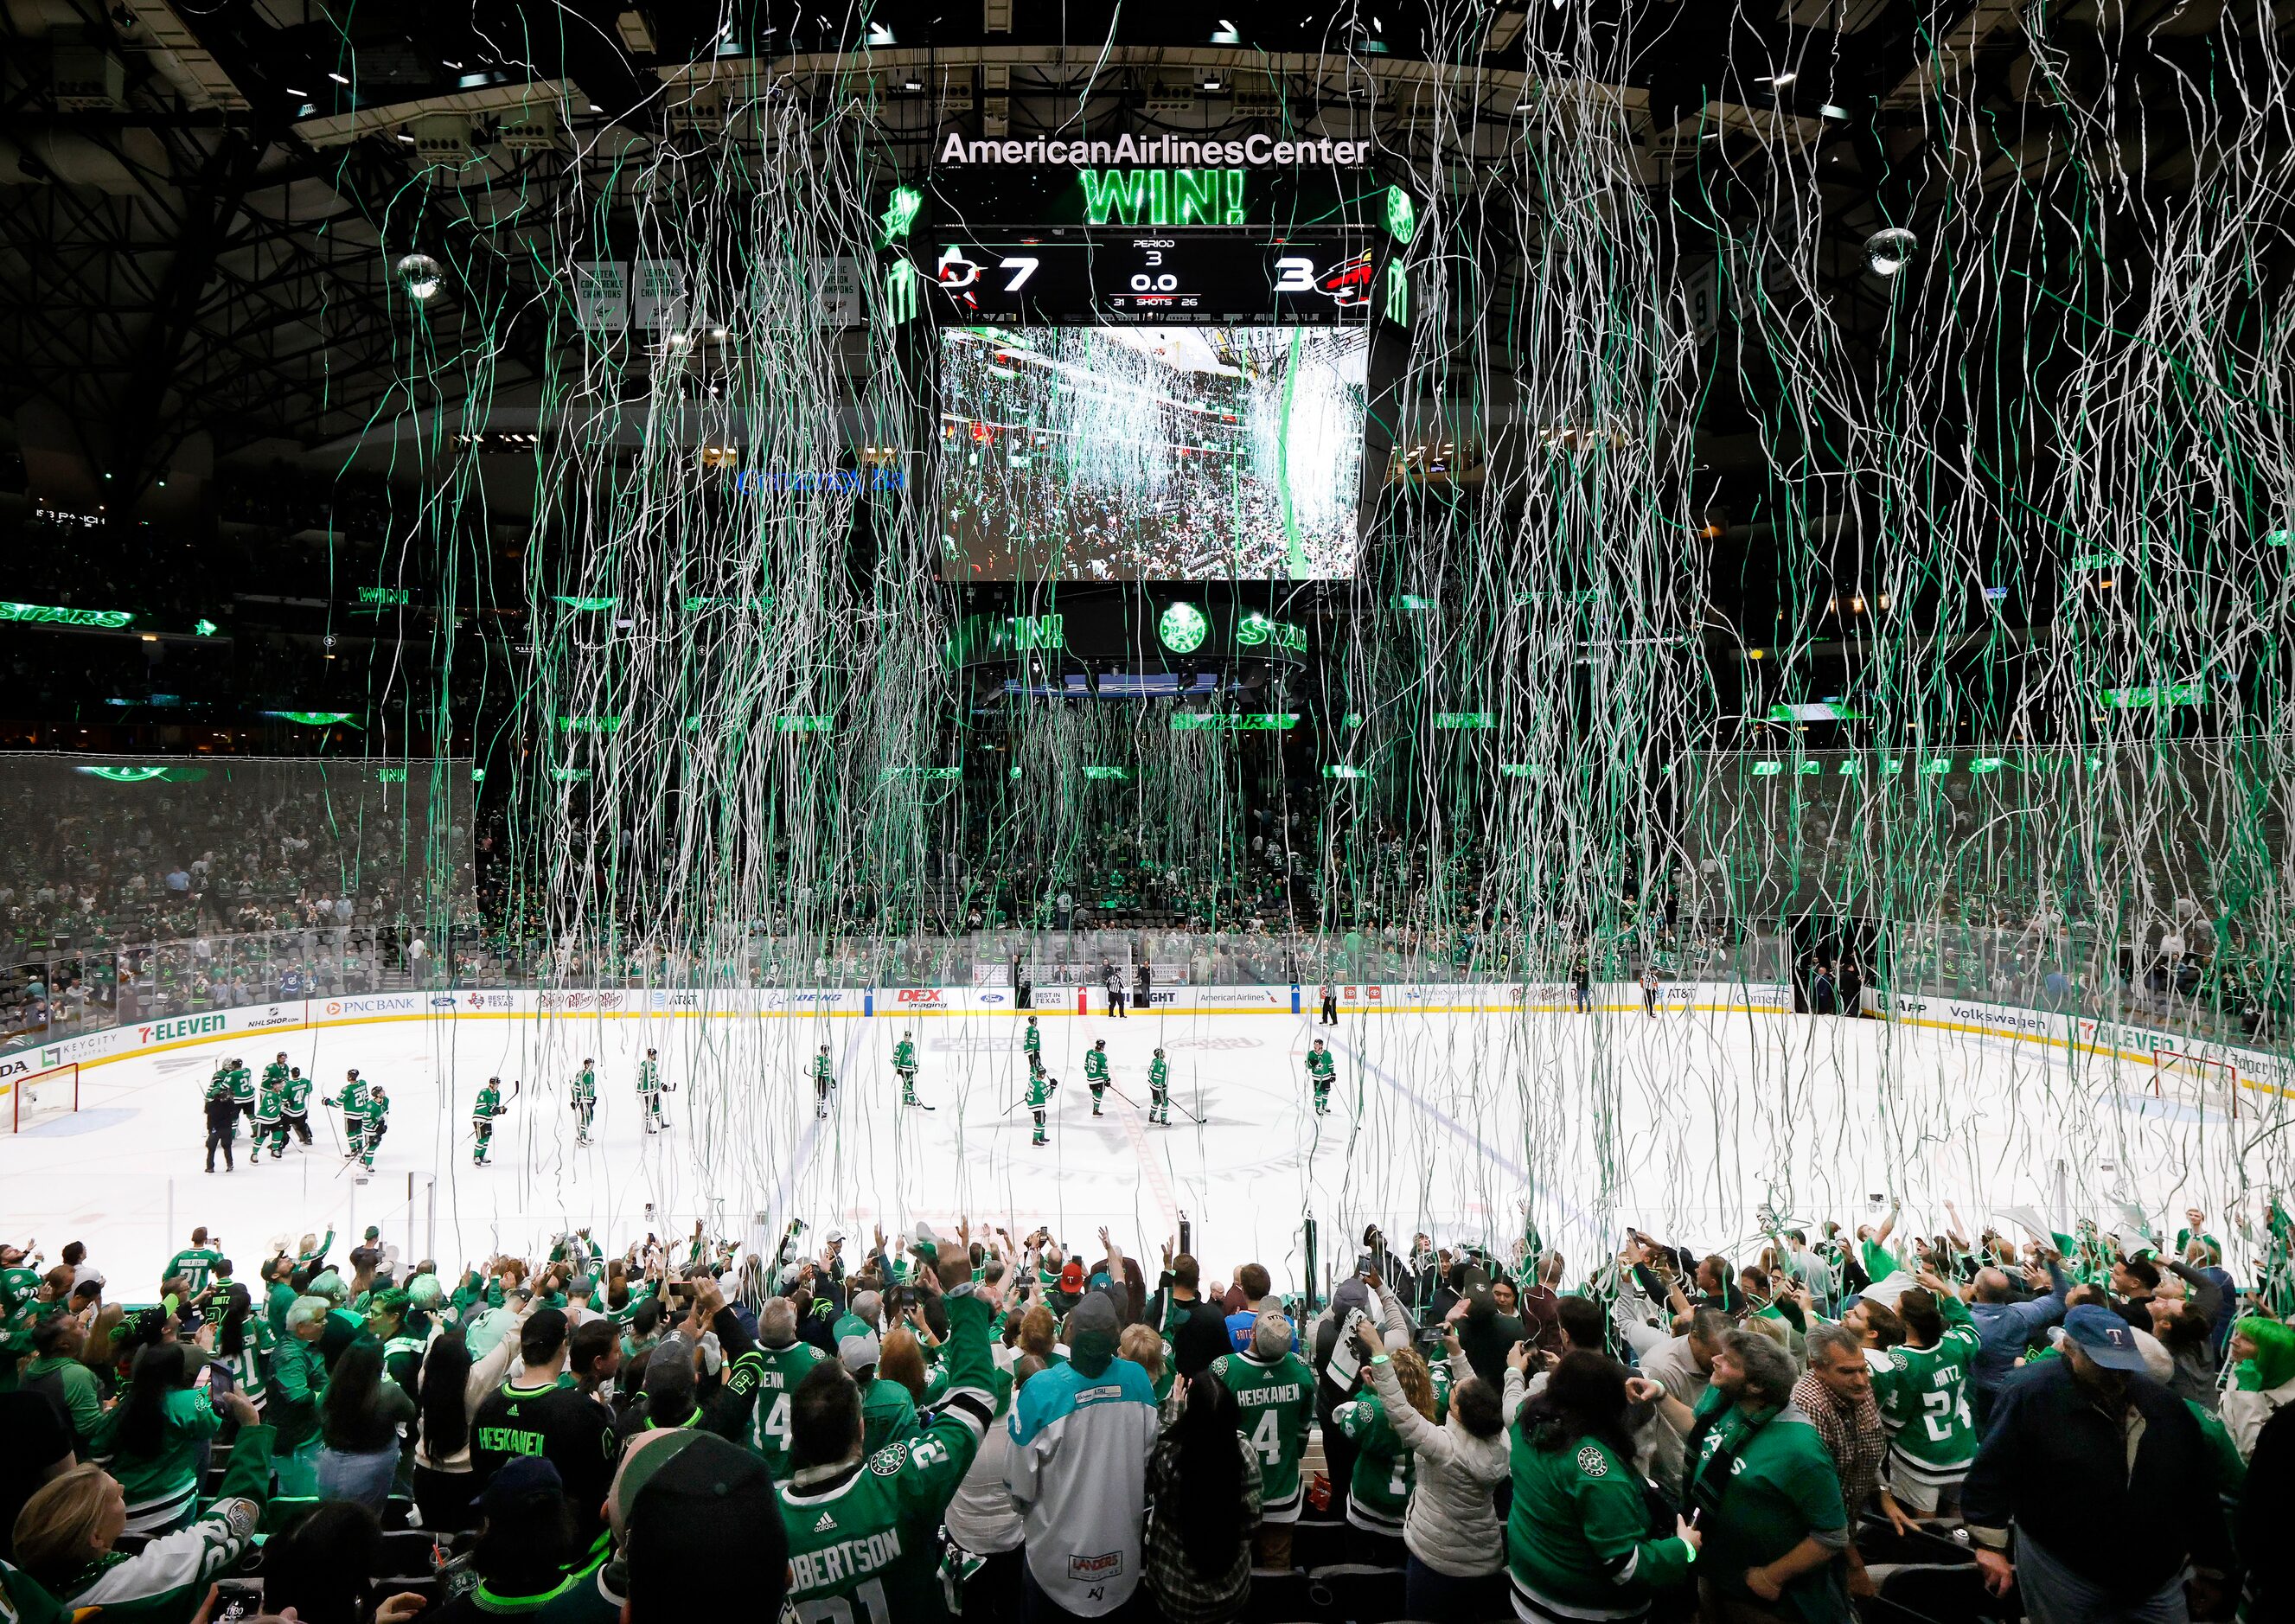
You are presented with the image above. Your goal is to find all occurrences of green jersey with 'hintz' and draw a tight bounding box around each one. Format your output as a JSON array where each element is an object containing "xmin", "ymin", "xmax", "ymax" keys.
[{"xmin": 1871, "ymin": 1290, "xmax": 1980, "ymax": 1486}]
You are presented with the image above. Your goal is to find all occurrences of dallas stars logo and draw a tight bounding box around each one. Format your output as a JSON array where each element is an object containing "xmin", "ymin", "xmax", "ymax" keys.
[{"xmin": 1576, "ymin": 1445, "xmax": 1608, "ymax": 1477}]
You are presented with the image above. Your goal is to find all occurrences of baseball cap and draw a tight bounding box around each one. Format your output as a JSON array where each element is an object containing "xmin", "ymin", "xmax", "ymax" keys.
[
  {"xmin": 1058, "ymin": 1260, "xmax": 1085, "ymax": 1294},
  {"xmin": 2055, "ymin": 1304, "xmax": 2149, "ymax": 1371},
  {"xmin": 621, "ymin": 1432, "xmax": 786, "ymax": 1617},
  {"xmin": 479, "ymin": 1455, "xmax": 564, "ymax": 1519},
  {"xmin": 840, "ymin": 1331, "xmax": 882, "ymax": 1373}
]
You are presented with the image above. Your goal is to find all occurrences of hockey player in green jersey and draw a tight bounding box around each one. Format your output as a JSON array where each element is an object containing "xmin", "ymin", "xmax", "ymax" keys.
[
  {"xmin": 355, "ymin": 1084, "xmax": 390, "ymax": 1171},
  {"xmin": 1870, "ymin": 1276, "xmax": 1981, "ymax": 1515},
  {"xmin": 334, "ymin": 1070, "xmax": 368, "ymax": 1160},
  {"xmin": 571, "ymin": 1059, "xmax": 598, "ymax": 1145},
  {"xmin": 1148, "ymin": 1047, "xmax": 1171, "ymax": 1125},
  {"xmin": 1305, "ymin": 1039, "xmax": 1336, "ymax": 1114},
  {"xmin": 261, "ymin": 1052, "xmax": 290, "ymax": 1104},
  {"xmin": 892, "ymin": 1031, "xmax": 921, "ymax": 1106},
  {"xmin": 470, "ymin": 1077, "xmax": 508, "ymax": 1165},
  {"xmin": 227, "ymin": 1057, "xmax": 256, "ymax": 1123},
  {"xmin": 776, "ymin": 1256, "xmax": 1000, "ymax": 1621},
  {"xmin": 253, "ymin": 1065, "xmax": 284, "ymax": 1156},
  {"xmin": 637, "ymin": 1048, "xmax": 668, "ymax": 1132},
  {"xmin": 1084, "ymin": 1039, "xmax": 1109, "ymax": 1116},
  {"xmin": 1027, "ymin": 1070, "xmax": 1058, "ymax": 1146},
  {"xmin": 1021, "ymin": 1014, "xmax": 1042, "ymax": 1069},
  {"xmin": 811, "ymin": 1045, "xmax": 835, "ymax": 1119},
  {"xmin": 1216, "ymin": 1312, "xmax": 1317, "ymax": 1550},
  {"xmin": 274, "ymin": 1067, "xmax": 314, "ymax": 1154}
]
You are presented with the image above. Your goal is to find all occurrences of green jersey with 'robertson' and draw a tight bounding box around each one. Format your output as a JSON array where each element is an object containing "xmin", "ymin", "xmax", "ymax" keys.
[
  {"xmin": 1870, "ymin": 1289, "xmax": 1980, "ymax": 1484},
  {"xmin": 777, "ymin": 1290, "xmax": 997, "ymax": 1622},
  {"xmin": 1214, "ymin": 1348, "xmax": 1315, "ymax": 1519}
]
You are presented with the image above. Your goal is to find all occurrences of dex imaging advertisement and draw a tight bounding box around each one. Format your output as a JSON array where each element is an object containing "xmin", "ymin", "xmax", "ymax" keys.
[{"xmin": 937, "ymin": 323, "xmax": 1367, "ymax": 582}]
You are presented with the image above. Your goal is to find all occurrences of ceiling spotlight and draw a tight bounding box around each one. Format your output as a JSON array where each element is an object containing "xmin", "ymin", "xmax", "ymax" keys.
[
  {"xmin": 1764, "ymin": 71, "xmax": 1797, "ymax": 88},
  {"xmin": 1201, "ymin": 77, "xmax": 1223, "ymax": 91},
  {"xmin": 394, "ymin": 131, "xmax": 415, "ymax": 143},
  {"xmin": 284, "ymin": 86, "xmax": 307, "ymax": 96},
  {"xmin": 903, "ymin": 77, "xmax": 923, "ymax": 91},
  {"xmin": 394, "ymin": 252, "xmax": 444, "ymax": 301},
  {"xmin": 1864, "ymin": 226, "xmax": 1919, "ymax": 277},
  {"xmin": 327, "ymin": 70, "xmax": 350, "ymax": 85}
]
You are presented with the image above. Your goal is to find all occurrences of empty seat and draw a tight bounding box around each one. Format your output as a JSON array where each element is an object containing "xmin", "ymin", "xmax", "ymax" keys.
[{"xmin": 1306, "ymin": 1562, "xmax": 1406, "ymax": 1622}]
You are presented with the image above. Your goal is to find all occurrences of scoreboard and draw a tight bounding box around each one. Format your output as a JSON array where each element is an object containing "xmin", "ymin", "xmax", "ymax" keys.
[{"xmin": 929, "ymin": 231, "xmax": 1374, "ymax": 326}]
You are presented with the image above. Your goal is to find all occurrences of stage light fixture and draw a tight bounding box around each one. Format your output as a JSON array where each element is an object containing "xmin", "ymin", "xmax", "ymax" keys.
[
  {"xmin": 395, "ymin": 253, "xmax": 444, "ymax": 301},
  {"xmin": 1864, "ymin": 227, "xmax": 1918, "ymax": 277}
]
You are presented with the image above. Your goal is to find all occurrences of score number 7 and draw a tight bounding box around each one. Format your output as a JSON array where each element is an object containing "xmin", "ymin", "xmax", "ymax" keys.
[{"xmin": 935, "ymin": 246, "xmax": 1037, "ymax": 291}]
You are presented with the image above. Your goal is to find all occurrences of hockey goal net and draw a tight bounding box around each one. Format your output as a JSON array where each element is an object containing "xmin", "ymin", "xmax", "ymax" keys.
[
  {"xmin": 2147, "ymin": 1046, "xmax": 2241, "ymax": 1119},
  {"xmin": 8, "ymin": 1061, "xmax": 79, "ymax": 1134}
]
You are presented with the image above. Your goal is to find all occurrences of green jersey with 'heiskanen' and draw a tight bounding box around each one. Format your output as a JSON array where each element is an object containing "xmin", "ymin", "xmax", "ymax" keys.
[{"xmin": 1214, "ymin": 1348, "xmax": 1315, "ymax": 1519}]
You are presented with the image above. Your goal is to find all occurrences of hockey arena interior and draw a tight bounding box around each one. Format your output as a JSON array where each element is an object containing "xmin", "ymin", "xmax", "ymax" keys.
[{"xmin": 2, "ymin": 3, "xmax": 2292, "ymax": 1623}]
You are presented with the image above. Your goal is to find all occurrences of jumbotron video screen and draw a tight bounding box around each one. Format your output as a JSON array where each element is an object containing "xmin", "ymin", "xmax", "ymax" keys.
[{"xmin": 937, "ymin": 323, "xmax": 1369, "ymax": 581}]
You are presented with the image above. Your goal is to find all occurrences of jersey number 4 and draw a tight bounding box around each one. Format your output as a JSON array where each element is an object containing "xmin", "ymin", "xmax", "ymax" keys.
[{"xmin": 1250, "ymin": 1407, "xmax": 1284, "ymax": 1466}]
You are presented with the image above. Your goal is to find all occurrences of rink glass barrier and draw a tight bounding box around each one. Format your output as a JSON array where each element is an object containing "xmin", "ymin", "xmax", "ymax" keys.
[{"xmin": 5, "ymin": 926, "xmax": 2289, "ymax": 1113}]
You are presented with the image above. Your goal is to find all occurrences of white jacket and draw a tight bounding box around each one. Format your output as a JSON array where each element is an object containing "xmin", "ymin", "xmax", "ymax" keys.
[{"xmin": 1366, "ymin": 1350, "xmax": 1508, "ymax": 1577}]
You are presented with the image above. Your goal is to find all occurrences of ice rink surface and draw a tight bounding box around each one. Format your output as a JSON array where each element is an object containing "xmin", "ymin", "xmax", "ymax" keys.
[{"xmin": 2, "ymin": 997, "xmax": 2273, "ymax": 1295}]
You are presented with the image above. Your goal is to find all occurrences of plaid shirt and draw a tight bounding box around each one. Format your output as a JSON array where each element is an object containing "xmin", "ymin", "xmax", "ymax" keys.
[
  {"xmin": 1143, "ymin": 1428, "xmax": 1263, "ymax": 1624},
  {"xmin": 1791, "ymin": 1371, "xmax": 1886, "ymax": 1516}
]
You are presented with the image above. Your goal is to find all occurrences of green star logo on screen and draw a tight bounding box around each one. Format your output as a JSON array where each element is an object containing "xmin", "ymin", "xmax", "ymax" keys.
[{"xmin": 1158, "ymin": 602, "xmax": 1207, "ymax": 653}]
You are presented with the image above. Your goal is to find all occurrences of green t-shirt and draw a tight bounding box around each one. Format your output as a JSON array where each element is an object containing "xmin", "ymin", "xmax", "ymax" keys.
[
  {"xmin": 1213, "ymin": 1349, "xmax": 1314, "ymax": 1516},
  {"xmin": 1688, "ymin": 1391, "xmax": 1847, "ymax": 1624},
  {"xmin": 861, "ymin": 1378, "xmax": 918, "ymax": 1455}
]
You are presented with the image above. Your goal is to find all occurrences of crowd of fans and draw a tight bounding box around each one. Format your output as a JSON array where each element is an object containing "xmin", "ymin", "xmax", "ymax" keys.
[{"xmin": 2, "ymin": 1193, "xmax": 2291, "ymax": 1624}]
